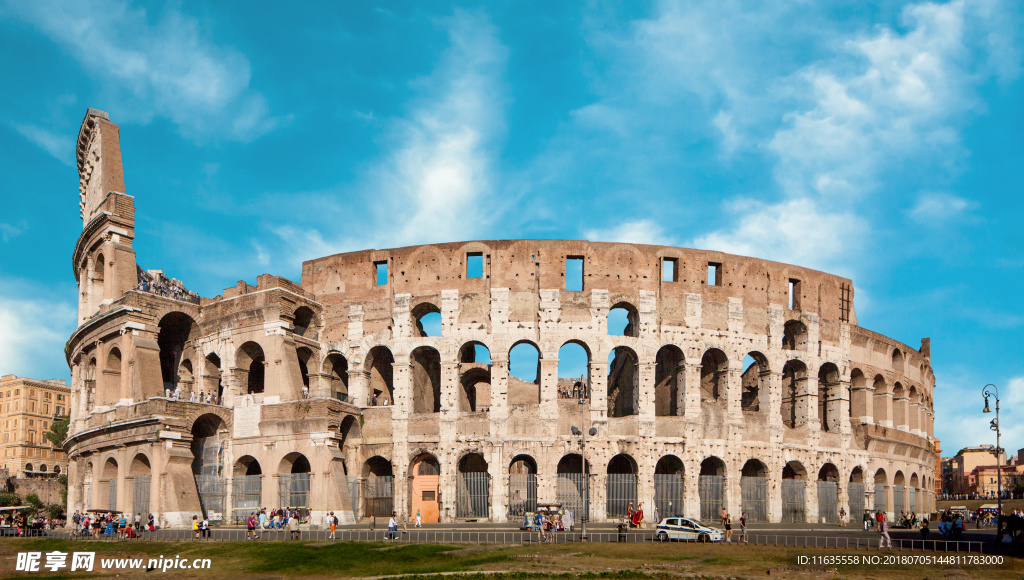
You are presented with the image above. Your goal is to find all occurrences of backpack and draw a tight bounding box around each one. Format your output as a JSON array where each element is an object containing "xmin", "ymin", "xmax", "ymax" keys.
[{"xmin": 333, "ymin": 516, "xmax": 339, "ymax": 526}]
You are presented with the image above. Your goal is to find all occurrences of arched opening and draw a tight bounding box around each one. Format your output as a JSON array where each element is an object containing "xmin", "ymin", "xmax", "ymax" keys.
[
  {"xmin": 557, "ymin": 340, "xmax": 590, "ymax": 402},
  {"xmin": 608, "ymin": 302, "xmax": 639, "ymax": 337},
  {"xmin": 607, "ymin": 346, "xmax": 639, "ymax": 417},
  {"xmin": 362, "ymin": 456, "xmax": 394, "ymax": 519},
  {"xmin": 508, "ymin": 455, "xmax": 538, "ymax": 517},
  {"xmin": 909, "ymin": 473, "xmax": 920, "ymax": 514},
  {"xmin": 413, "ymin": 303, "xmax": 442, "ymax": 337},
  {"xmin": 232, "ymin": 456, "xmax": 261, "ymax": 523},
  {"xmin": 557, "ymin": 454, "xmax": 590, "ymax": 522},
  {"xmin": 456, "ymin": 453, "xmax": 490, "ymax": 519},
  {"xmin": 741, "ymin": 352, "xmax": 768, "ymax": 413},
  {"xmin": 102, "ymin": 458, "xmax": 118, "ymax": 511},
  {"xmin": 655, "ymin": 345, "xmax": 684, "ymax": 416},
  {"xmin": 102, "ymin": 347, "xmax": 122, "ymax": 406},
  {"xmin": 411, "ymin": 346, "xmax": 441, "ymax": 413},
  {"xmin": 740, "ymin": 459, "xmax": 769, "ymax": 522},
  {"xmin": 158, "ymin": 312, "xmax": 198, "ymax": 393},
  {"xmin": 410, "ymin": 454, "xmax": 441, "ymax": 523},
  {"xmin": 850, "ymin": 369, "xmax": 866, "ymax": 421},
  {"xmin": 292, "ymin": 306, "xmax": 316, "ymax": 338},
  {"xmin": 606, "ymin": 454, "xmax": 638, "ymax": 518},
  {"xmin": 84, "ymin": 358, "xmax": 97, "ymax": 409},
  {"xmin": 459, "ymin": 342, "xmax": 491, "ymax": 412},
  {"xmin": 893, "ymin": 471, "xmax": 906, "ymax": 517},
  {"xmin": 508, "ymin": 341, "xmax": 541, "ymax": 405},
  {"xmin": 782, "ymin": 461, "xmax": 807, "ymax": 523},
  {"xmin": 817, "ymin": 463, "xmax": 840, "ymax": 524},
  {"xmin": 782, "ymin": 320, "xmax": 807, "ymax": 351},
  {"xmin": 654, "ymin": 455, "xmax": 684, "ymax": 519},
  {"xmin": 818, "ymin": 363, "xmax": 841, "ymax": 432},
  {"xmin": 698, "ymin": 457, "xmax": 726, "ymax": 522},
  {"xmin": 366, "ymin": 346, "xmax": 395, "ymax": 405},
  {"xmin": 339, "ymin": 415, "xmax": 360, "ymax": 450},
  {"xmin": 236, "ymin": 342, "xmax": 266, "ymax": 395},
  {"xmin": 296, "ymin": 346, "xmax": 314, "ymax": 396},
  {"xmin": 129, "ymin": 454, "xmax": 151, "ymax": 521},
  {"xmin": 279, "ymin": 452, "xmax": 311, "ymax": 509},
  {"xmin": 700, "ymin": 348, "xmax": 728, "ymax": 406},
  {"xmin": 848, "ymin": 467, "xmax": 866, "ymax": 520},
  {"xmin": 781, "ymin": 360, "xmax": 808, "ymax": 428},
  {"xmin": 874, "ymin": 469, "xmax": 888, "ymax": 513},
  {"xmin": 908, "ymin": 386, "xmax": 920, "ymax": 432},
  {"xmin": 872, "ymin": 375, "xmax": 889, "ymax": 425},
  {"xmin": 892, "ymin": 382, "xmax": 907, "ymax": 429},
  {"xmin": 891, "ymin": 348, "xmax": 904, "ymax": 373},
  {"xmin": 204, "ymin": 353, "xmax": 223, "ymax": 403},
  {"xmin": 191, "ymin": 414, "xmax": 226, "ymax": 518},
  {"xmin": 323, "ymin": 353, "xmax": 349, "ymax": 402}
]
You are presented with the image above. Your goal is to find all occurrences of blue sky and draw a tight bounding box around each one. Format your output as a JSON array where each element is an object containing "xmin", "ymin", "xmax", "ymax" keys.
[{"xmin": 0, "ymin": 0, "xmax": 1021, "ymax": 455}]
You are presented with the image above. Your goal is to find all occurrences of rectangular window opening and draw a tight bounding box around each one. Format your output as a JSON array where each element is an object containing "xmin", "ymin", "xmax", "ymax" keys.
[
  {"xmin": 662, "ymin": 258, "xmax": 678, "ymax": 282},
  {"xmin": 707, "ymin": 262, "xmax": 721, "ymax": 286},
  {"xmin": 467, "ymin": 252, "xmax": 483, "ymax": 278},
  {"xmin": 566, "ymin": 256, "xmax": 584, "ymax": 291},
  {"xmin": 374, "ymin": 261, "xmax": 388, "ymax": 286},
  {"xmin": 422, "ymin": 490, "xmax": 435, "ymax": 501},
  {"xmin": 789, "ymin": 278, "xmax": 802, "ymax": 310}
]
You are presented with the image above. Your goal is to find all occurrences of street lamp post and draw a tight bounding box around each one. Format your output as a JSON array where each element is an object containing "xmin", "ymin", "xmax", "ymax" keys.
[
  {"xmin": 571, "ymin": 386, "xmax": 596, "ymax": 541},
  {"xmin": 983, "ymin": 384, "xmax": 1001, "ymax": 538}
]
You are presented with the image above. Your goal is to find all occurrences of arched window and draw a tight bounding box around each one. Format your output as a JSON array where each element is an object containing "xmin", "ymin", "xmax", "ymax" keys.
[
  {"xmin": 412, "ymin": 303, "xmax": 442, "ymax": 337},
  {"xmin": 607, "ymin": 346, "xmax": 639, "ymax": 417},
  {"xmin": 558, "ymin": 341, "xmax": 590, "ymax": 401},
  {"xmin": 608, "ymin": 302, "xmax": 639, "ymax": 337},
  {"xmin": 655, "ymin": 345, "xmax": 684, "ymax": 416},
  {"xmin": 508, "ymin": 341, "xmax": 540, "ymax": 405},
  {"xmin": 411, "ymin": 346, "xmax": 441, "ymax": 413}
]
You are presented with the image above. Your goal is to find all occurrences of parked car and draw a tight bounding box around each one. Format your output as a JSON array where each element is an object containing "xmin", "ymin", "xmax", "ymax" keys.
[{"xmin": 655, "ymin": 517, "xmax": 724, "ymax": 542}]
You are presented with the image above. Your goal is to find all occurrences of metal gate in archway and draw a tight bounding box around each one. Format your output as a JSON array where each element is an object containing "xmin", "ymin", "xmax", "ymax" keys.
[
  {"xmin": 817, "ymin": 481, "xmax": 838, "ymax": 524},
  {"xmin": 132, "ymin": 476, "xmax": 150, "ymax": 520},
  {"xmin": 654, "ymin": 474, "xmax": 684, "ymax": 519},
  {"xmin": 232, "ymin": 475, "xmax": 261, "ymax": 523},
  {"xmin": 698, "ymin": 475, "xmax": 724, "ymax": 521},
  {"xmin": 606, "ymin": 474, "xmax": 638, "ymax": 519},
  {"xmin": 874, "ymin": 484, "xmax": 887, "ymax": 513},
  {"xmin": 893, "ymin": 485, "xmax": 905, "ymax": 516},
  {"xmin": 556, "ymin": 473, "xmax": 589, "ymax": 522},
  {"xmin": 456, "ymin": 472, "xmax": 490, "ymax": 519},
  {"xmin": 279, "ymin": 473, "xmax": 311, "ymax": 509},
  {"xmin": 193, "ymin": 433, "xmax": 225, "ymax": 519},
  {"xmin": 363, "ymin": 475, "xmax": 394, "ymax": 518},
  {"xmin": 740, "ymin": 476, "xmax": 768, "ymax": 523},
  {"xmin": 781, "ymin": 480, "xmax": 805, "ymax": 523},
  {"xmin": 848, "ymin": 482, "xmax": 865, "ymax": 520},
  {"xmin": 508, "ymin": 474, "xmax": 537, "ymax": 517},
  {"xmin": 909, "ymin": 488, "xmax": 917, "ymax": 513}
]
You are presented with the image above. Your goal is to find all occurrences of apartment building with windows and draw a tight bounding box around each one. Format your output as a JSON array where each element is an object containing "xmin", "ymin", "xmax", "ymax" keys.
[{"xmin": 0, "ymin": 375, "xmax": 70, "ymax": 478}]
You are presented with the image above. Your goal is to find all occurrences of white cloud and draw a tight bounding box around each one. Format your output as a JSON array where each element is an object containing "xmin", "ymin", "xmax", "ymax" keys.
[
  {"xmin": 11, "ymin": 123, "xmax": 73, "ymax": 165},
  {"xmin": 0, "ymin": 222, "xmax": 25, "ymax": 242},
  {"xmin": 584, "ymin": 219, "xmax": 675, "ymax": 246},
  {"xmin": 910, "ymin": 192, "xmax": 973, "ymax": 222},
  {"xmin": 0, "ymin": 289, "xmax": 76, "ymax": 381},
  {"xmin": 937, "ymin": 374, "xmax": 1024, "ymax": 455},
  {"xmin": 8, "ymin": 0, "xmax": 280, "ymax": 142}
]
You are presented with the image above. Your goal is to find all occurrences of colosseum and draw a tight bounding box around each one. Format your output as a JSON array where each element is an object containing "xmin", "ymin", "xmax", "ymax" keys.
[{"xmin": 65, "ymin": 109, "xmax": 937, "ymax": 528}]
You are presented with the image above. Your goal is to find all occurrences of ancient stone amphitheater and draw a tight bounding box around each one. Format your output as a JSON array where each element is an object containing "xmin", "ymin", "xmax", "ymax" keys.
[{"xmin": 66, "ymin": 109, "xmax": 936, "ymax": 528}]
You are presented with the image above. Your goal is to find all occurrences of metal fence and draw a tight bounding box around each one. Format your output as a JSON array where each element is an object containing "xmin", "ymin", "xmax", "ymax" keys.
[
  {"xmin": 781, "ymin": 479, "xmax": 805, "ymax": 523},
  {"xmin": 132, "ymin": 476, "xmax": 150, "ymax": 520},
  {"xmin": 107, "ymin": 480, "xmax": 117, "ymax": 511},
  {"xmin": 232, "ymin": 475, "xmax": 261, "ymax": 523},
  {"xmin": 195, "ymin": 475, "xmax": 225, "ymax": 519},
  {"xmin": 363, "ymin": 476, "xmax": 394, "ymax": 518},
  {"xmin": 893, "ymin": 485, "xmax": 905, "ymax": 517},
  {"xmin": 817, "ymin": 481, "xmax": 838, "ymax": 524},
  {"xmin": 653, "ymin": 474, "xmax": 684, "ymax": 519},
  {"xmin": 347, "ymin": 477, "xmax": 360, "ymax": 518},
  {"xmin": 556, "ymin": 473, "xmax": 589, "ymax": 522},
  {"xmin": 848, "ymin": 482, "xmax": 865, "ymax": 519},
  {"xmin": 875, "ymin": 484, "xmax": 887, "ymax": 513},
  {"xmin": 456, "ymin": 472, "xmax": 490, "ymax": 519},
  {"xmin": 740, "ymin": 476, "xmax": 768, "ymax": 523},
  {"xmin": 508, "ymin": 474, "xmax": 537, "ymax": 517},
  {"xmin": 606, "ymin": 474, "xmax": 638, "ymax": 519},
  {"xmin": 279, "ymin": 473, "xmax": 311, "ymax": 509},
  {"xmin": 698, "ymin": 475, "xmax": 724, "ymax": 522}
]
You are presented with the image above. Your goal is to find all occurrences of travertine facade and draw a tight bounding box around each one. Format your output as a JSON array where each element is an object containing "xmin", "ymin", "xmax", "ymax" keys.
[{"xmin": 66, "ymin": 109, "xmax": 937, "ymax": 528}]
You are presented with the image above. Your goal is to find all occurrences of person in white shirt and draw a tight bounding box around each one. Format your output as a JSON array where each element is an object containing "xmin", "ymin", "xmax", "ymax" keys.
[{"xmin": 387, "ymin": 512, "xmax": 398, "ymax": 540}]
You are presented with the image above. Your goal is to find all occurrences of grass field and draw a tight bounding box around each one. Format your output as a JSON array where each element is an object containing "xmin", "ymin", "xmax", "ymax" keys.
[{"xmin": 0, "ymin": 538, "xmax": 1020, "ymax": 579}]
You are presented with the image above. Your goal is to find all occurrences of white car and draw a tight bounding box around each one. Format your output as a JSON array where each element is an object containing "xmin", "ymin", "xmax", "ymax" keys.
[{"xmin": 655, "ymin": 517, "xmax": 725, "ymax": 542}]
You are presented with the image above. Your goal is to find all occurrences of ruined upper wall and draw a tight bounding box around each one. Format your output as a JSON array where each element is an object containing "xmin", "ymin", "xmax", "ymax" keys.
[{"xmin": 77, "ymin": 108, "xmax": 126, "ymax": 225}]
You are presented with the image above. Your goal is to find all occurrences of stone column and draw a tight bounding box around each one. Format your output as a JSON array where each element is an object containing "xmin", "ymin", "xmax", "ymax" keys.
[
  {"xmin": 683, "ymin": 364, "xmax": 701, "ymax": 421},
  {"xmin": 588, "ymin": 361, "xmax": 607, "ymax": 424},
  {"xmin": 539, "ymin": 359, "xmax": 559, "ymax": 426},
  {"xmin": 349, "ymin": 369, "xmax": 369, "ymax": 408},
  {"xmin": 489, "ymin": 357, "xmax": 509, "ymax": 439},
  {"xmin": 487, "ymin": 444, "xmax": 505, "ymax": 522}
]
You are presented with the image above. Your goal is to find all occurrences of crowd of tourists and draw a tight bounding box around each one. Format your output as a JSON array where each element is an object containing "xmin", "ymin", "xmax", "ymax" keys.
[
  {"xmin": 239, "ymin": 508, "xmax": 312, "ymax": 539},
  {"xmin": 0, "ymin": 510, "xmax": 66, "ymax": 534},
  {"xmin": 164, "ymin": 387, "xmax": 222, "ymax": 405},
  {"xmin": 69, "ymin": 510, "xmax": 156, "ymax": 539},
  {"xmin": 136, "ymin": 280, "xmax": 199, "ymax": 304}
]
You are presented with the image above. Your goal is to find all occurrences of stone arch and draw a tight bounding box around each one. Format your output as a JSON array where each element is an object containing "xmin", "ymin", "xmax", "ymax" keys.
[
  {"xmin": 781, "ymin": 360, "xmax": 808, "ymax": 428},
  {"xmin": 818, "ymin": 463, "xmax": 839, "ymax": 482},
  {"xmin": 508, "ymin": 340, "xmax": 541, "ymax": 405},
  {"xmin": 698, "ymin": 456, "xmax": 727, "ymax": 521},
  {"xmin": 872, "ymin": 375, "xmax": 889, "ymax": 424},
  {"xmin": 655, "ymin": 456, "xmax": 686, "ymax": 520},
  {"xmin": 558, "ymin": 340, "xmax": 590, "ymax": 401},
  {"xmin": 891, "ymin": 348, "xmax": 904, "ymax": 373},
  {"xmin": 280, "ymin": 452, "xmax": 311, "ymax": 475},
  {"xmin": 101, "ymin": 346, "xmax": 122, "ymax": 406},
  {"xmin": 411, "ymin": 346, "xmax": 441, "ymax": 413},
  {"xmin": 204, "ymin": 353, "xmax": 223, "ymax": 400},
  {"xmin": 742, "ymin": 458, "xmax": 768, "ymax": 477},
  {"xmin": 741, "ymin": 351, "xmax": 769, "ymax": 413},
  {"xmin": 410, "ymin": 453, "xmax": 440, "ymax": 523},
  {"xmin": 236, "ymin": 341, "xmax": 266, "ymax": 395},
  {"xmin": 509, "ymin": 454, "xmax": 537, "ymax": 474},
  {"xmin": 296, "ymin": 346, "xmax": 315, "ymax": 394},
  {"xmin": 850, "ymin": 466, "xmax": 864, "ymax": 483},
  {"xmin": 292, "ymin": 305, "xmax": 317, "ymax": 338},
  {"xmin": 607, "ymin": 346, "xmax": 639, "ymax": 417},
  {"xmin": 817, "ymin": 363, "xmax": 841, "ymax": 432},
  {"xmin": 892, "ymin": 381, "xmax": 907, "ymax": 428},
  {"xmin": 850, "ymin": 368, "xmax": 867, "ymax": 420},
  {"xmin": 339, "ymin": 415, "xmax": 360, "ymax": 450},
  {"xmin": 783, "ymin": 461, "xmax": 807, "ymax": 480},
  {"xmin": 655, "ymin": 345, "xmax": 684, "ymax": 416},
  {"xmin": 782, "ymin": 319, "xmax": 807, "ymax": 351},
  {"xmin": 740, "ymin": 458, "xmax": 769, "ymax": 522},
  {"xmin": 365, "ymin": 345, "xmax": 395, "ymax": 404},
  {"xmin": 606, "ymin": 453, "xmax": 638, "ymax": 518},
  {"xmin": 412, "ymin": 302, "xmax": 442, "ymax": 337},
  {"xmin": 608, "ymin": 301, "xmax": 639, "ymax": 337},
  {"xmin": 234, "ymin": 455, "xmax": 262, "ymax": 476},
  {"xmin": 101, "ymin": 457, "xmax": 118, "ymax": 510},
  {"xmin": 700, "ymin": 348, "xmax": 728, "ymax": 405},
  {"xmin": 322, "ymin": 352, "xmax": 349, "ymax": 401},
  {"xmin": 908, "ymin": 385, "xmax": 920, "ymax": 431},
  {"xmin": 459, "ymin": 341, "xmax": 491, "ymax": 412},
  {"xmin": 128, "ymin": 452, "xmax": 150, "ymax": 476},
  {"xmin": 157, "ymin": 311, "xmax": 199, "ymax": 392}
]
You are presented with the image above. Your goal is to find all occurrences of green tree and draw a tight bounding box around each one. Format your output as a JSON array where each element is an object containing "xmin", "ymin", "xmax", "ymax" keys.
[
  {"xmin": 45, "ymin": 418, "xmax": 69, "ymax": 450},
  {"xmin": 47, "ymin": 503, "xmax": 65, "ymax": 519},
  {"xmin": 25, "ymin": 493, "xmax": 43, "ymax": 515},
  {"xmin": 0, "ymin": 492, "xmax": 22, "ymax": 507}
]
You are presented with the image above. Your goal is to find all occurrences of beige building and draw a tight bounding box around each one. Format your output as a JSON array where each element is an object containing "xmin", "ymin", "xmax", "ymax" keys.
[
  {"xmin": 0, "ymin": 375, "xmax": 70, "ymax": 478},
  {"xmin": 64, "ymin": 109, "xmax": 937, "ymax": 528}
]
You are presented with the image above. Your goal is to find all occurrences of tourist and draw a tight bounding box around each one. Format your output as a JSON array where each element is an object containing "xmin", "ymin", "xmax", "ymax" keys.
[
  {"xmin": 631, "ymin": 502, "xmax": 644, "ymax": 529},
  {"xmin": 740, "ymin": 512, "xmax": 748, "ymax": 544},
  {"xmin": 879, "ymin": 513, "xmax": 892, "ymax": 549},
  {"xmin": 289, "ymin": 513, "xmax": 300, "ymax": 540},
  {"xmin": 189, "ymin": 391, "xmax": 195, "ymax": 402},
  {"xmin": 326, "ymin": 511, "xmax": 337, "ymax": 540},
  {"xmin": 416, "ymin": 510, "xmax": 422, "ymax": 527},
  {"xmin": 721, "ymin": 507, "xmax": 728, "ymax": 528},
  {"xmin": 839, "ymin": 507, "xmax": 846, "ymax": 527},
  {"xmin": 134, "ymin": 512, "xmax": 141, "ymax": 532},
  {"xmin": 863, "ymin": 510, "xmax": 871, "ymax": 531},
  {"xmin": 653, "ymin": 504, "xmax": 659, "ymax": 525},
  {"xmin": 387, "ymin": 512, "xmax": 398, "ymax": 541},
  {"xmin": 192, "ymin": 515, "xmax": 199, "ymax": 539},
  {"xmin": 724, "ymin": 512, "xmax": 733, "ymax": 543},
  {"xmin": 148, "ymin": 513, "xmax": 155, "ymax": 531},
  {"xmin": 920, "ymin": 518, "xmax": 930, "ymax": 540},
  {"xmin": 564, "ymin": 510, "xmax": 574, "ymax": 532},
  {"xmin": 247, "ymin": 512, "xmax": 256, "ymax": 539},
  {"xmin": 545, "ymin": 514, "xmax": 554, "ymax": 543},
  {"xmin": 535, "ymin": 512, "xmax": 545, "ymax": 542},
  {"xmin": 258, "ymin": 509, "xmax": 267, "ymax": 531},
  {"xmin": 201, "ymin": 515, "xmax": 210, "ymax": 539}
]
